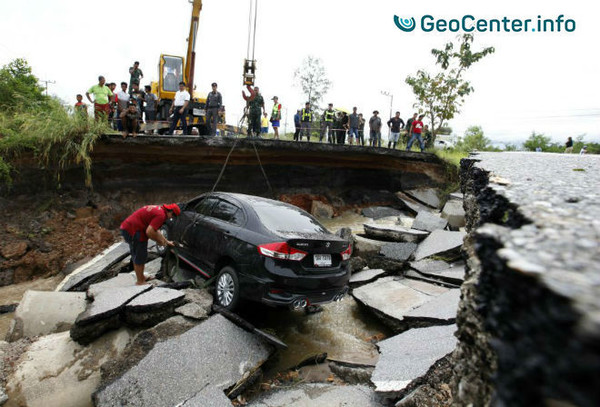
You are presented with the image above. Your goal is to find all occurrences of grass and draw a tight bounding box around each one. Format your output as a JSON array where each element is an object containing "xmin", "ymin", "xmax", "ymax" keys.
[{"xmin": 0, "ymin": 99, "xmax": 110, "ymax": 188}]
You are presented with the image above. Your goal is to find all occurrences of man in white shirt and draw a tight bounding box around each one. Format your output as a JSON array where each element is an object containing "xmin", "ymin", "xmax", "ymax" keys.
[
  {"xmin": 168, "ymin": 81, "xmax": 191, "ymax": 135},
  {"xmin": 115, "ymin": 82, "xmax": 130, "ymax": 131}
]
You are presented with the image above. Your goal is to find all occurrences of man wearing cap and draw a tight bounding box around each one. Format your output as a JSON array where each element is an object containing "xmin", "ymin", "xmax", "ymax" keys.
[
  {"xmin": 369, "ymin": 110, "xmax": 382, "ymax": 147},
  {"xmin": 270, "ymin": 96, "xmax": 282, "ymax": 140},
  {"xmin": 321, "ymin": 103, "xmax": 335, "ymax": 143},
  {"xmin": 206, "ymin": 82, "xmax": 222, "ymax": 136},
  {"xmin": 120, "ymin": 204, "xmax": 180, "ymax": 285}
]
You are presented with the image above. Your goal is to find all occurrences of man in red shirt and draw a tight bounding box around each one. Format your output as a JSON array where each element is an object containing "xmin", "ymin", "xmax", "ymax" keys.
[
  {"xmin": 407, "ymin": 114, "xmax": 426, "ymax": 152},
  {"xmin": 120, "ymin": 203, "xmax": 180, "ymax": 285}
]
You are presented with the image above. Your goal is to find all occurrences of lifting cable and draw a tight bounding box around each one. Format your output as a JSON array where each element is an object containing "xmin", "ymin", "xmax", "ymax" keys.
[
  {"xmin": 246, "ymin": 0, "xmax": 258, "ymax": 61},
  {"xmin": 210, "ymin": 138, "xmax": 274, "ymax": 199}
]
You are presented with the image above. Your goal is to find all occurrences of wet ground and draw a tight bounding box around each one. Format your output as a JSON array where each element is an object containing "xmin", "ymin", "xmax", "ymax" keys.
[
  {"xmin": 0, "ymin": 275, "xmax": 63, "ymax": 339},
  {"xmin": 238, "ymin": 296, "xmax": 391, "ymax": 376}
]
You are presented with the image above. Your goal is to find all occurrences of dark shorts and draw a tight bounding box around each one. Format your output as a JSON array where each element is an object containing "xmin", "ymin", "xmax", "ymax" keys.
[{"xmin": 120, "ymin": 229, "xmax": 148, "ymax": 265}]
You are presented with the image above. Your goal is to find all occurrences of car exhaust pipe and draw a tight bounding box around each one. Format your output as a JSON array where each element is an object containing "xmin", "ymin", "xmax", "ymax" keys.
[{"xmin": 292, "ymin": 298, "xmax": 308, "ymax": 310}]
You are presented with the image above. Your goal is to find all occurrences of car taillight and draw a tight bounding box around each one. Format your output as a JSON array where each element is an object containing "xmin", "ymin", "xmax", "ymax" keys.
[
  {"xmin": 258, "ymin": 242, "xmax": 308, "ymax": 261},
  {"xmin": 341, "ymin": 244, "xmax": 352, "ymax": 261}
]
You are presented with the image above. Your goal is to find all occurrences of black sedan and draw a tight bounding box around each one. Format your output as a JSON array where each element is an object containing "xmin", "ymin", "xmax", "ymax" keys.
[{"xmin": 160, "ymin": 192, "xmax": 352, "ymax": 310}]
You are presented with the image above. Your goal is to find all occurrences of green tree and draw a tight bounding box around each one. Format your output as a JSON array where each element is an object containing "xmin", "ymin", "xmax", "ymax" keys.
[
  {"xmin": 0, "ymin": 58, "xmax": 46, "ymax": 110},
  {"xmin": 405, "ymin": 34, "xmax": 494, "ymax": 144},
  {"xmin": 294, "ymin": 56, "xmax": 331, "ymax": 110},
  {"xmin": 504, "ymin": 143, "xmax": 518, "ymax": 151},
  {"xmin": 523, "ymin": 131, "xmax": 552, "ymax": 151},
  {"xmin": 455, "ymin": 125, "xmax": 492, "ymax": 151}
]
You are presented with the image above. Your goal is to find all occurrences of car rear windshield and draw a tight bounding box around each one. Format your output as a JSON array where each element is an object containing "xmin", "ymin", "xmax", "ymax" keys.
[{"xmin": 253, "ymin": 203, "xmax": 328, "ymax": 235}]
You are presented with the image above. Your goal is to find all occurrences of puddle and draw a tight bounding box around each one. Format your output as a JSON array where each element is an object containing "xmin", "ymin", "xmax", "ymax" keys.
[
  {"xmin": 319, "ymin": 210, "xmax": 413, "ymax": 235},
  {"xmin": 237, "ymin": 296, "xmax": 391, "ymax": 375}
]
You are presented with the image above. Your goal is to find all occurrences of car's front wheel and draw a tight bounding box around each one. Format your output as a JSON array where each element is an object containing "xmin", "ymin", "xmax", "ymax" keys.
[{"xmin": 215, "ymin": 266, "xmax": 240, "ymax": 310}]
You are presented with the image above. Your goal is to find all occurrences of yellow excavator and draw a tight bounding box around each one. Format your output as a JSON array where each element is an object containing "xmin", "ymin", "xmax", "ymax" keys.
[{"xmin": 150, "ymin": 0, "xmax": 223, "ymax": 134}]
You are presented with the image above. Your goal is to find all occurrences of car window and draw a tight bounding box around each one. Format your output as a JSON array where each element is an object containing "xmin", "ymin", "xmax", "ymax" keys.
[
  {"xmin": 210, "ymin": 199, "xmax": 245, "ymax": 225},
  {"xmin": 194, "ymin": 197, "xmax": 218, "ymax": 216},
  {"xmin": 253, "ymin": 203, "xmax": 328, "ymax": 234}
]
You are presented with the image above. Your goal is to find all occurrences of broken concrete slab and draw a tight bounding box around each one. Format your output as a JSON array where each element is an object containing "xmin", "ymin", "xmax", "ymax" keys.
[
  {"xmin": 354, "ymin": 235, "xmax": 387, "ymax": 257},
  {"xmin": 182, "ymin": 288, "xmax": 213, "ymax": 312},
  {"xmin": 57, "ymin": 242, "xmax": 130, "ymax": 292},
  {"xmin": 93, "ymin": 314, "xmax": 272, "ymax": 407},
  {"xmin": 404, "ymin": 269, "xmax": 460, "ymax": 289},
  {"xmin": 349, "ymin": 256, "xmax": 367, "ymax": 273},
  {"xmin": 405, "ymin": 188, "xmax": 442, "ymax": 209},
  {"xmin": 124, "ymin": 287, "xmax": 185, "ymax": 326},
  {"xmin": 449, "ymin": 191, "xmax": 463, "ymax": 201},
  {"xmin": 175, "ymin": 386, "xmax": 232, "ymax": 406},
  {"xmin": 363, "ymin": 223, "xmax": 429, "ymax": 243},
  {"xmin": 395, "ymin": 192, "xmax": 434, "ymax": 215},
  {"xmin": 6, "ymin": 290, "xmax": 87, "ymax": 342},
  {"xmin": 413, "ymin": 230, "xmax": 466, "ymax": 262},
  {"xmin": 371, "ymin": 324, "xmax": 457, "ymax": 395},
  {"xmin": 87, "ymin": 273, "xmax": 136, "ymax": 299},
  {"xmin": 441, "ymin": 200, "xmax": 466, "ymax": 229},
  {"xmin": 71, "ymin": 285, "xmax": 151, "ymax": 344},
  {"xmin": 248, "ymin": 383, "xmax": 380, "ymax": 407},
  {"xmin": 405, "ymin": 289, "xmax": 461, "ymax": 320},
  {"xmin": 175, "ymin": 303, "xmax": 209, "ymax": 320},
  {"xmin": 143, "ymin": 257, "xmax": 162, "ymax": 278},
  {"xmin": 411, "ymin": 211, "xmax": 448, "ymax": 233},
  {"xmin": 361, "ymin": 206, "xmax": 403, "ymax": 220},
  {"xmin": 328, "ymin": 358, "xmax": 376, "ymax": 385},
  {"xmin": 380, "ymin": 243, "xmax": 418, "ymax": 262},
  {"xmin": 409, "ymin": 259, "xmax": 465, "ymax": 285},
  {"xmin": 5, "ymin": 328, "xmax": 132, "ymax": 407},
  {"xmin": 352, "ymin": 277, "xmax": 453, "ymax": 332},
  {"xmin": 350, "ymin": 268, "xmax": 388, "ymax": 287},
  {"xmin": 99, "ymin": 316, "xmax": 200, "ymax": 387}
]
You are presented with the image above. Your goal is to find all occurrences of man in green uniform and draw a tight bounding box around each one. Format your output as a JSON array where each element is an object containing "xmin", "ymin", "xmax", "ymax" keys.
[
  {"xmin": 129, "ymin": 61, "xmax": 144, "ymax": 90},
  {"xmin": 247, "ymin": 86, "xmax": 265, "ymax": 137},
  {"xmin": 321, "ymin": 103, "xmax": 335, "ymax": 143}
]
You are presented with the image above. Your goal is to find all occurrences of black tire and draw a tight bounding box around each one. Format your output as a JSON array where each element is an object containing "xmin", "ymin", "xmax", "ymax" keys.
[
  {"xmin": 214, "ymin": 266, "xmax": 240, "ymax": 311},
  {"xmin": 159, "ymin": 250, "xmax": 178, "ymax": 283}
]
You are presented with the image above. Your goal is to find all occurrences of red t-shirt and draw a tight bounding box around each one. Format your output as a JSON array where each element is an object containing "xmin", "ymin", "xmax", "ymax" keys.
[
  {"xmin": 120, "ymin": 205, "xmax": 167, "ymax": 241},
  {"xmin": 412, "ymin": 120, "xmax": 423, "ymax": 134}
]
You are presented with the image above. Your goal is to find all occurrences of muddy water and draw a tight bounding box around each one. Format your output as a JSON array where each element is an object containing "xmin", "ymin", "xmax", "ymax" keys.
[
  {"xmin": 0, "ymin": 275, "xmax": 64, "ymax": 339},
  {"xmin": 320, "ymin": 210, "xmax": 414, "ymax": 235},
  {"xmin": 239, "ymin": 296, "xmax": 391, "ymax": 375}
]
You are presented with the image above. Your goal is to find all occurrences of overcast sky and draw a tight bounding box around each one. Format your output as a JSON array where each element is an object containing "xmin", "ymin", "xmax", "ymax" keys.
[{"xmin": 1, "ymin": 0, "xmax": 598, "ymax": 143}]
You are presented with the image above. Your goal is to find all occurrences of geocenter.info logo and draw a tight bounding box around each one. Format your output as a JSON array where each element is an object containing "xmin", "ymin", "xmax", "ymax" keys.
[{"xmin": 393, "ymin": 14, "xmax": 576, "ymax": 33}]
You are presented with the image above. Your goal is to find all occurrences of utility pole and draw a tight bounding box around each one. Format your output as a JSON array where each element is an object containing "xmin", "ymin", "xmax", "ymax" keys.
[
  {"xmin": 40, "ymin": 79, "xmax": 56, "ymax": 97},
  {"xmin": 381, "ymin": 90, "xmax": 393, "ymax": 141}
]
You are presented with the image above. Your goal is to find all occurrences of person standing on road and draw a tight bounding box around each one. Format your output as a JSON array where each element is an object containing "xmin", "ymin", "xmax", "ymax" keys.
[
  {"xmin": 74, "ymin": 94, "xmax": 88, "ymax": 118},
  {"xmin": 565, "ymin": 137, "xmax": 574, "ymax": 154},
  {"xmin": 293, "ymin": 109, "xmax": 301, "ymax": 141},
  {"xmin": 144, "ymin": 85, "xmax": 158, "ymax": 133},
  {"xmin": 247, "ymin": 86, "xmax": 265, "ymax": 137},
  {"xmin": 387, "ymin": 111, "xmax": 405, "ymax": 149},
  {"xmin": 270, "ymin": 96, "xmax": 282, "ymax": 140},
  {"xmin": 348, "ymin": 107, "xmax": 359, "ymax": 146},
  {"xmin": 407, "ymin": 114, "xmax": 426, "ymax": 152},
  {"xmin": 120, "ymin": 204, "xmax": 180, "ymax": 285},
  {"xmin": 129, "ymin": 61, "xmax": 144, "ymax": 90},
  {"xmin": 206, "ymin": 82, "xmax": 222, "ymax": 136},
  {"xmin": 358, "ymin": 113, "xmax": 365, "ymax": 146},
  {"xmin": 369, "ymin": 111, "xmax": 382, "ymax": 147},
  {"xmin": 321, "ymin": 103, "xmax": 335, "ymax": 143},
  {"xmin": 86, "ymin": 76, "xmax": 113, "ymax": 121},
  {"xmin": 404, "ymin": 113, "xmax": 417, "ymax": 146},
  {"xmin": 168, "ymin": 81, "xmax": 190, "ymax": 135},
  {"xmin": 301, "ymin": 102, "xmax": 313, "ymax": 142},
  {"xmin": 261, "ymin": 112, "xmax": 269, "ymax": 136},
  {"xmin": 115, "ymin": 82, "xmax": 130, "ymax": 131}
]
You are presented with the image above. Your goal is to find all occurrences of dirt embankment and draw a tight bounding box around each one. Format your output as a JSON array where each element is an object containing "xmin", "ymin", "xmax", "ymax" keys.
[{"xmin": 0, "ymin": 191, "xmax": 123, "ymax": 287}]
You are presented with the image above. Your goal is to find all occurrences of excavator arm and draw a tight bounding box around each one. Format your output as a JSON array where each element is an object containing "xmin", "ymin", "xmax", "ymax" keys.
[{"xmin": 185, "ymin": 0, "xmax": 203, "ymax": 93}]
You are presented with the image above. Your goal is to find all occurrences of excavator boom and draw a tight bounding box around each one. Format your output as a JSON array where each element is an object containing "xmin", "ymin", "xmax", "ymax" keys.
[{"xmin": 185, "ymin": 0, "xmax": 203, "ymax": 93}]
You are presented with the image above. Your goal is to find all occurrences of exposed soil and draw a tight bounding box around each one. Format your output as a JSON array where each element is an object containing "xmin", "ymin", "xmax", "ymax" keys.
[{"xmin": 0, "ymin": 191, "xmax": 120, "ymax": 287}]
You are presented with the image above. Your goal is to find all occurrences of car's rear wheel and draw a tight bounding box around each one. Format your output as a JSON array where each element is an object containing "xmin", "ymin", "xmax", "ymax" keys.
[{"xmin": 215, "ymin": 266, "xmax": 240, "ymax": 310}]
